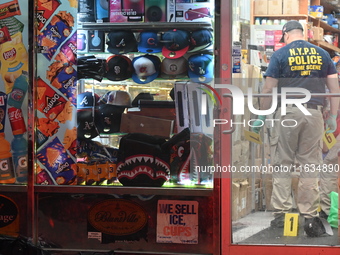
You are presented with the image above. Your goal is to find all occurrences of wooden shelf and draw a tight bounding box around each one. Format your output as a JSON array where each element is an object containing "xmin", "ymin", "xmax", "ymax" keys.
[{"xmin": 310, "ymin": 39, "xmax": 340, "ymax": 52}]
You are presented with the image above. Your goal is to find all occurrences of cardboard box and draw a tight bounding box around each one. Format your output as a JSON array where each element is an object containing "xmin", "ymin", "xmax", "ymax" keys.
[
  {"xmin": 88, "ymin": 30, "xmax": 105, "ymax": 52},
  {"xmin": 283, "ymin": 0, "xmax": 299, "ymax": 15},
  {"xmin": 120, "ymin": 114, "xmax": 174, "ymax": 138},
  {"xmin": 145, "ymin": 0, "xmax": 166, "ymax": 22},
  {"xmin": 311, "ymin": 26, "xmax": 324, "ymax": 41},
  {"xmin": 238, "ymin": 180, "xmax": 249, "ymax": 218},
  {"xmin": 167, "ymin": 0, "xmax": 176, "ymax": 22},
  {"xmin": 175, "ymin": 2, "xmax": 213, "ymax": 22},
  {"xmin": 267, "ymin": 0, "xmax": 282, "ymax": 15},
  {"xmin": 232, "ymin": 181, "xmax": 240, "ymax": 221},
  {"xmin": 254, "ymin": 0, "xmax": 268, "ymax": 15},
  {"xmin": 109, "ymin": 0, "xmax": 144, "ymax": 22},
  {"xmin": 77, "ymin": 30, "xmax": 88, "ymax": 53}
]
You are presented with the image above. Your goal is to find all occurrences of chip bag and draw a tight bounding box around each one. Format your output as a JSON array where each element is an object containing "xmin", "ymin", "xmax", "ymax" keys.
[{"xmin": 0, "ymin": 32, "xmax": 28, "ymax": 94}]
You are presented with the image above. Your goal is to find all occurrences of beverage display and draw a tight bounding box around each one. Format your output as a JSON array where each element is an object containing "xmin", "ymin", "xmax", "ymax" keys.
[{"xmin": 7, "ymin": 72, "xmax": 28, "ymax": 109}]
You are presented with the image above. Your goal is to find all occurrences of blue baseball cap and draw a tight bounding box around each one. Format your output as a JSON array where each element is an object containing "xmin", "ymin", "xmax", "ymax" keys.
[
  {"xmin": 189, "ymin": 29, "xmax": 213, "ymax": 52},
  {"xmin": 188, "ymin": 54, "xmax": 214, "ymax": 83},
  {"xmin": 161, "ymin": 29, "xmax": 190, "ymax": 59},
  {"xmin": 132, "ymin": 54, "xmax": 161, "ymax": 84},
  {"xmin": 138, "ymin": 31, "xmax": 162, "ymax": 53}
]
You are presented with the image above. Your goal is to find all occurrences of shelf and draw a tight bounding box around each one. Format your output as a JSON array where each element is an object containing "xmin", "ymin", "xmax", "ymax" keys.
[
  {"xmin": 34, "ymin": 185, "xmax": 213, "ymax": 196},
  {"xmin": 310, "ymin": 39, "xmax": 340, "ymax": 52},
  {"xmin": 0, "ymin": 184, "xmax": 27, "ymax": 193},
  {"xmin": 253, "ymin": 14, "xmax": 308, "ymax": 19},
  {"xmin": 309, "ymin": 16, "xmax": 340, "ymax": 33},
  {"xmin": 79, "ymin": 22, "xmax": 213, "ymax": 30}
]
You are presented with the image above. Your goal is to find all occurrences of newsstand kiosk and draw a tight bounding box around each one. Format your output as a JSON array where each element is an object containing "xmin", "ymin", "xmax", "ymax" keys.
[{"xmin": 0, "ymin": 0, "xmax": 339, "ymax": 254}]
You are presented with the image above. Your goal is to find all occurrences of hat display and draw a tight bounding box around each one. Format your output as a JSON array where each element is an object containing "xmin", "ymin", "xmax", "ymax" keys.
[
  {"xmin": 161, "ymin": 29, "xmax": 190, "ymax": 59},
  {"xmin": 188, "ymin": 54, "xmax": 214, "ymax": 83},
  {"xmin": 160, "ymin": 57, "xmax": 188, "ymax": 79},
  {"xmin": 105, "ymin": 55, "xmax": 133, "ymax": 81},
  {"xmin": 189, "ymin": 29, "xmax": 213, "ymax": 52},
  {"xmin": 132, "ymin": 54, "xmax": 161, "ymax": 84},
  {"xmin": 138, "ymin": 31, "xmax": 162, "ymax": 53},
  {"xmin": 279, "ymin": 20, "xmax": 304, "ymax": 43},
  {"xmin": 106, "ymin": 30, "xmax": 137, "ymax": 54}
]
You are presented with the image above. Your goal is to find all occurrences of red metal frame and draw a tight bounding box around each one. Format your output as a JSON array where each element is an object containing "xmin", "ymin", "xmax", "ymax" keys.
[{"xmin": 218, "ymin": 0, "xmax": 339, "ymax": 254}]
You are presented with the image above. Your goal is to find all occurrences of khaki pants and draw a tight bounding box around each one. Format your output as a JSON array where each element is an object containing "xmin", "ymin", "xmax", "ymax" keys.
[
  {"xmin": 320, "ymin": 137, "xmax": 340, "ymax": 215},
  {"xmin": 270, "ymin": 106, "xmax": 323, "ymax": 218}
]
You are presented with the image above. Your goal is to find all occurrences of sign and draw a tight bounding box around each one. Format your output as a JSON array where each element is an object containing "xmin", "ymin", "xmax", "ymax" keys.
[
  {"xmin": 244, "ymin": 129, "xmax": 262, "ymax": 144},
  {"xmin": 323, "ymin": 130, "xmax": 336, "ymax": 150},
  {"xmin": 0, "ymin": 195, "xmax": 19, "ymax": 237},
  {"xmin": 157, "ymin": 200, "xmax": 198, "ymax": 244},
  {"xmin": 88, "ymin": 199, "xmax": 148, "ymax": 236}
]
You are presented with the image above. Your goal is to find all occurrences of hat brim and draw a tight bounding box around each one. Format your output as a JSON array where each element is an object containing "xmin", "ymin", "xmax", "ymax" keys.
[
  {"xmin": 162, "ymin": 45, "xmax": 189, "ymax": 59},
  {"xmin": 188, "ymin": 42, "xmax": 213, "ymax": 53},
  {"xmin": 160, "ymin": 72, "xmax": 188, "ymax": 79},
  {"xmin": 132, "ymin": 71, "xmax": 159, "ymax": 84},
  {"xmin": 138, "ymin": 46, "xmax": 162, "ymax": 53},
  {"xmin": 107, "ymin": 45, "xmax": 137, "ymax": 54},
  {"xmin": 279, "ymin": 33, "xmax": 285, "ymax": 43}
]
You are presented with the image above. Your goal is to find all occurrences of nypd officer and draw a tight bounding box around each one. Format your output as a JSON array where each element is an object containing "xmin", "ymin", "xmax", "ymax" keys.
[{"xmin": 252, "ymin": 20, "xmax": 339, "ymax": 236}]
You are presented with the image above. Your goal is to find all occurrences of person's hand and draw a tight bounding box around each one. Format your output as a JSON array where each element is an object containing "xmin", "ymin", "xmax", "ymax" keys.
[
  {"xmin": 325, "ymin": 114, "xmax": 337, "ymax": 133},
  {"xmin": 251, "ymin": 115, "xmax": 266, "ymax": 133}
]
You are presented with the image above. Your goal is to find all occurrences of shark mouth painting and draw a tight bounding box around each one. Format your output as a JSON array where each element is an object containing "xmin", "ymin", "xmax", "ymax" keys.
[{"xmin": 117, "ymin": 154, "xmax": 170, "ymax": 187}]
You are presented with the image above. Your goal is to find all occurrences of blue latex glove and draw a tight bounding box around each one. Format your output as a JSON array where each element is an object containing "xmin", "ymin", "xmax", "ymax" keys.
[
  {"xmin": 251, "ymin": 115, "xmax": 266, "ymax": 133},
  {"xmin": 325, "ymin": 114, "xmax": 337, "ymax": 133}
]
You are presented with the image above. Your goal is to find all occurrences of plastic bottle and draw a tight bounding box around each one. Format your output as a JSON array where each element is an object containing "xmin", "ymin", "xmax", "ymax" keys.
[
  {"xmin": 7, "ymin": 72, "xmax": 28, "ymax": 109},
  {"xmin": 11, "ymin": 134, "xmax": 28, "ymax": 183},
  {"xmin": 0, "ymin": 133, "xmax": 15, "ymax": 184},
  {"xmin": 8, "ymin": 107, "xmax": 27, "ymax": 183}
]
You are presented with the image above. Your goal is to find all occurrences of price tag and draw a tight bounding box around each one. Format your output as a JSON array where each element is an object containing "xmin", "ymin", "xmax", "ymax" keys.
[
  {"xmin": 244, "ymin": 130, "xmax": 262, "ymax": 144},
  {"xmin": 323, "ymin": 130, "xmax": 337, "ymax": 150}
]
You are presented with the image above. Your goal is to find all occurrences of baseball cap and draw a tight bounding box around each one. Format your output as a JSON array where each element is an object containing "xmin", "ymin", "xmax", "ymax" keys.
[
  {"xmin": 99, "ymin": 90, "xmax": 132, "ymax": 107},
  {"xmin": 189, "ymin": 29, "xmax": 213, "ymax": 52},
  {"xmin": 304, "ymin": 217, "xmax": 333, "ymax": 237},
  {"xmin": 106, "ymin": 30, "xmax": 137, "ymax": 54},
  {"xmin": 138, "ymin": 31, "xmax": 162, "ymax": 53},
  {"xmin": 188, "ymin": 54, "xmax": 214, "ymax": 83},
  {"xmin": 161, "ymin": 57, "xmax": 188, "ymax": 79},
  {"xmin": 77, "ymin": 92, "xmax": 100, "ymax": 109},
  {"xmin": 132, "ymin": 54, "xmax": 161, "ymax": 84},
  {"xmin": 105, "ymin": 55, "xmax": 133, "ymax": 81},
  {"xmin": 279, "ymin": 20, "xmax": 304, "ymax": 43},
  {"xmin": 161, "ymin": 29, "xmax": 190, "ymax": 59}
]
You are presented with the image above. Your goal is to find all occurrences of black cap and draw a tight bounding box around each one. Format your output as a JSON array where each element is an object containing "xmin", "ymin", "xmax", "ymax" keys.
[
  {"xmin": 279, "ymin": 20, "xmax": 304, "ymax": 43},
  {"xmin": 105, "ymin": 55, "xmax": 133, "ymax": 81},
  {"xmin": 106, "ymin": 30, "xmax": 137, "ymax": 54}
]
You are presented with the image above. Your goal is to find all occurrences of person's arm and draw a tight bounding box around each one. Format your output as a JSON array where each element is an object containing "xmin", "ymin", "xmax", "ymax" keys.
[
  {"xmin": 326, "ymin": 73, "xmax": 340, "ymax": 116},
  {"xmin": 260, "ymin": 76, "xmax": 279, "ymax": 110}
]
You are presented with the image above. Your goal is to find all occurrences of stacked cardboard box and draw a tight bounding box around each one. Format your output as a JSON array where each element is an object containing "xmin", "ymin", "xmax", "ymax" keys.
[{"xmin": 253, "ymin": 0, "xmax": 300, "ymax": 15}]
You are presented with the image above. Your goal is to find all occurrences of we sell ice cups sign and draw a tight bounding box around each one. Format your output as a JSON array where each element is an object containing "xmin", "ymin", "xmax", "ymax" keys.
[{"xmin": 157, "ymin": 200, "xmax": 198, "ymax": 244}]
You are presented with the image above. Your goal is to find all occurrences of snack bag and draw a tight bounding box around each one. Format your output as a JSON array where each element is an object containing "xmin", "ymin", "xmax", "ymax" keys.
[
  {"xmin": 36, "ymin": 136, "xmax": 77, "ymax": 185},
  {"xmin": 37, "ymin": 11, "xmax": 74, "ymax": 60},
  {"xmin": 0, "ymin": 32, "xmax": 28, "ymax": 94},
  {"xmin": 36, "ymin": 0, "xmax": 62, "ymax": 31},
  {"xmin": 36, "ymin": 77, "xmax": 67, "ymax": 120}
]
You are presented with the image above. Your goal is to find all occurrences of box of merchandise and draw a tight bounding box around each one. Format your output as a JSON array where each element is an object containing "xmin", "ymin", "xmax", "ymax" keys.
[
  {"xmin": 309, "ymin": 5, "xmax": 323, "ymax": 18},
  {"xmin": 267, "ymin": 0, "xmax": 282, "ymax": 15},
  {"xmin": 283, "ymin": 0, "xmax": 299, "ymax": 15},
  {"xmin": 109, "ymin": 0, "xmax": 144, "ymax": 22},
  {"xmin": 311, "ymin": 26, "xmax": 324, "ymax": 41},
  {"xmin": 175, "ymin": 2, "xmax": 213, "ymax": 22},
  {"xmin": 254, "ymin": 0, "xmax": 268, "ymax": 15}
]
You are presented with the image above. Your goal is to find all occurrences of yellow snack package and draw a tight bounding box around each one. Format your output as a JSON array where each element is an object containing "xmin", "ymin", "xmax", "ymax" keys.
[{"xmin": 0, "ymin": 32, "xmax": 28, "ymax": 94}]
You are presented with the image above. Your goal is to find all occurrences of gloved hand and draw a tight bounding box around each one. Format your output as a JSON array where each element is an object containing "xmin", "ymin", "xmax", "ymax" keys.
[
  {"xmin": 251, "ymin": 115, "xmax": 266, "ymax": 133},
  {"xmin": 325, "ymin": 114, "xmax": 337, "ymax": 133}
]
